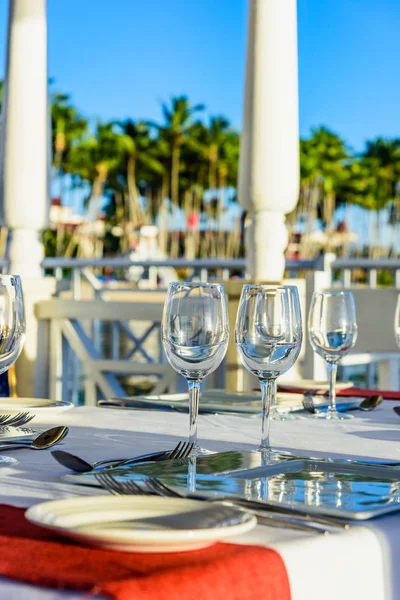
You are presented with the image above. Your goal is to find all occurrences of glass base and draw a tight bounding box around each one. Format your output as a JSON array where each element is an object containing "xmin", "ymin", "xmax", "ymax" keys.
[
  {"xmin": 0, "ymin": 456, "xmax": 18, "ymax": 467},
  {"xmin": 315, "ymin": 409, "xmax": 354, "ymax": 420},
  {"xmin": 256, "ymin": 447, "xmax": 286, "ymax": 464},
  {"xmin": 270, "ymin": 407, "xmax": 297, "ymax": 421},
  {"xmin": 196, "ymin": 447, "xmax": 214, "ymax": 456},
  {"xmin": 190, "ymin": 443, "xmax": 214, "ymax": 457}
]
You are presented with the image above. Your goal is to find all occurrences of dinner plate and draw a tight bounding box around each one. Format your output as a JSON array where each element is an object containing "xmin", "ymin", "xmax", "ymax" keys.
[
  {"xmin": 25, "ymin": 495, "xmax": 257, "ymax": 553},
  {"xmin": 0, "ymin": 398, "xmax": 73, "ymax": 418}
]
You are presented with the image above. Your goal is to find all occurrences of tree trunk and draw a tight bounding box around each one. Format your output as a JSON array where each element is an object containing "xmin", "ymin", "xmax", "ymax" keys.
[
  {"xmin": 374, "ymin": 209, "xmax": 381, "ymax": 257},
  {"xmin": 87, "ymin": 174, "xmax": 106, "ymax": 222},
  {"xmin": 209, "ymin": 144, "xmax": 218, "ymax": 191},
  {"xmin": 171, "ymin": 142, "xmax": 180, "ymax": 207},
  {"xmin": 127, "ymin": 155, "xmax": 140, "ymax": 226},
  {"xmin": 54, "ymin": 129, "xmax": 65, "ymax": 175},
  {"xmin": 217, "ymin": 168, "xmax": 227, "ymax": 257}
]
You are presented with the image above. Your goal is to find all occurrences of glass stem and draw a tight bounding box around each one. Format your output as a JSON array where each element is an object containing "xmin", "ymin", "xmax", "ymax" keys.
[
  {"xmin": 327, "ymin": 362, "xmax": 338, "ymax": 413},
  {"xmin": 188, "ymin": 455, "xmax": 197, "ymax": 493},
  {"xmin": 259, "ymin": 379, "xmax": 274, "ymax": 452},
  {"xmin": 188, "ymin": 379, "xmax": 201, "ymax": 450}
]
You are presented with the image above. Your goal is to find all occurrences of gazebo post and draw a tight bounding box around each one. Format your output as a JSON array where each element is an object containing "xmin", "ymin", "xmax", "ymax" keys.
[
  {"xmin": 0, "ymin": 0, "xmax": 54, "ymax": 396},
  {"xmin": 238, "ymin": 0, "xmax": 300, "ymax": 282}
]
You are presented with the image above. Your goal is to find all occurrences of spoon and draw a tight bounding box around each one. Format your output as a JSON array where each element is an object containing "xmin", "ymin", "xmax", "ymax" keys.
[
  {"xmin": 51, "ymin": 449, "xmax": 169, "ymax": 473},
  {"xmin": 358, "ymin": 395, "xmax": 383, "ymax": 411},
  {"xmin": 0, "ymin": 426, "xmax": 69, "ymax": 451},
  {"xmin": 51, "ymin": 451, "xmax": 127, "ymax": 473},
  {"xmin": 312, "ymin": 394, "xmax": 382, "ymax": 414}
]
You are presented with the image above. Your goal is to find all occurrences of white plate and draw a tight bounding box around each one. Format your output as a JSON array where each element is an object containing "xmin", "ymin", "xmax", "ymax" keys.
[
  {"xmin": 25, "ymin": 495, "xmax": 257, "ymax": 553},
  {"xmin": 0, "ymin": 398, "xmax": 73, "ymax": 418}
]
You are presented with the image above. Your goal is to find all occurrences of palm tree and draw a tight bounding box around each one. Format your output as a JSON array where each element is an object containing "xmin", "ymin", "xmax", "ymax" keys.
[
  {"xmin": 217, "ymin": 131, "xmax": 241, "ymax": 258},
  {"xmin": 362, "ymin": 138, "xmax": 400, "ymax": 210},
  {"xmin": 51, "ymin": 93, "xmax": 87, "ymax": 175},
  {"xmin": 67, "ymin": 122, "xmax": 123, "ymax": 220},
  {"xmin": 300, "ymin": 127, "xmax": 349, "ymax": 228},
  {"xmin": 151, "ymin": 96, "xmax": 204, "ymax": 207},
  {"xmin": 115, "ymin": 120, "xmax": 164, "ymax": 226},
  {"xmin": 347, "ymin": 139, "xmax": 400, "ymax": 253}
]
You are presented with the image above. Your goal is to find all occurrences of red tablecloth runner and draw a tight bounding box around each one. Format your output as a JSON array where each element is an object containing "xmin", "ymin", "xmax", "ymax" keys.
[
  {"xmin": 278, "ymin": 385, "xmax": 400, "ymax": 400},
  {"xmin": 0, "ymin": 505, "xmax": 291, "ymax": 600}
]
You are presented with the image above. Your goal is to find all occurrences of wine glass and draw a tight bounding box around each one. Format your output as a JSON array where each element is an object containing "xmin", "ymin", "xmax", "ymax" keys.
[
  {"xmin": 308, "ymin": 291, "xmax": 357, "ymax": 420},
  {"xmin": 162, "ymin": 282, "xmax": 229, "ymax": 454},
  {"xmin": 395, "ymin": 295, "xmax": 400, "ymax": 348},
  {"xmin": 0, "ymin": 275, "xmax": 26, "ymax": 467},
  {"xmin": 235, "ymin": 285, "xmax": 302, "ymax": 455},
  {"xmin": 0, "ymin": 275, "xmax": 25, "ymax": 375}
]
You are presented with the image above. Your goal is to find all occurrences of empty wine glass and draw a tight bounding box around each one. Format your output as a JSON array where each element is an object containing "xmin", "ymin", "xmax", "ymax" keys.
[
  {"xmin": 235, "ymin": 285, "xmax": 302, "ymax": 455},
  {"xmin": 0, "ymin": 275, "xmax": 25, "ymax": 467},
  {"xmin": 162, "ymin": 282, "xmax": 229, "ymax": 454},
  {"xmin": 308, "ymin": 291, "xmax": 357, "ymax": 420},
  {"xmin": 0, "ymin": 275, "xmax": 25, "ymax": 374},
  {"xmin": 395, "ymin": 295, "xmax": 400, "ymax": 348}
]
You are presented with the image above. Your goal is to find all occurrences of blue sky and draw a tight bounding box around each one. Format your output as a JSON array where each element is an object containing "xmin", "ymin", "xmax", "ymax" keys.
[{"xmin": 0, "ymin": 0, "xmax": 399, "ymax": 152}]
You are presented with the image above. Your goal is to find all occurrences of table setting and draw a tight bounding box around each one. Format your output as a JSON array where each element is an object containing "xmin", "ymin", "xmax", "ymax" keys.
[{"xmin": 1, "ymin": 279, "xmax": 400, "ymax": 598}]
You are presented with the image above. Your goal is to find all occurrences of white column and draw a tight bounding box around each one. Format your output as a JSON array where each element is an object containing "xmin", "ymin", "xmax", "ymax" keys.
[
  {"xmin": 0, "ymin": 0, "xmax": 49, "ymax": 278},
  {"xmin": 0, "ymin": 0, "xmax": 54, "ymax": 397},
  {"xmin": 238, "ymin": 0, "xmax": 299, "ymax": 282}
]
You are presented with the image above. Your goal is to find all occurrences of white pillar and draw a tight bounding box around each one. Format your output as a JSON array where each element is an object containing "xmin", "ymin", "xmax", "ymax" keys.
[
  {"xmin": 0, "ymin": 0, "xmax": 49, "ymax": 278},
  {"xmin": 0, "ymin": 0, "xmax": 54, "ymax": 397},
  {"xmin": 238, "ymin": 0, "xmax": 299, "ymax": 282}
]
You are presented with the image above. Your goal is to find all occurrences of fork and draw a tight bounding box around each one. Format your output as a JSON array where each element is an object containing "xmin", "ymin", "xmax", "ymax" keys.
[
  {"xmin": 95, "ymin": 472, "xmax": 145, "ymax": 495},
  {"xmin": 94, "ymin": 473, "xmax": 343, "ymax": 534},
  {"xmin": 0, "ymin": 412, "xmax": 34, "ymax": 427},
  {"xmin": 145, "ymin": 478, "xmax": 350, "ymax": 531},
  {"xmin": 302, "ymin": 393, "xmax": 317, "ymax": 414},
  {"xmin": 99, "ymin": 440, "xmax": 193, "ymax": 469},
  {"xmin": 165, "ymin": 440, "xmax": 194, "ymax": 460},
  {"xmin": 52, "ymin": 439, "xmax": 194, "ymax": 473},
  {"xmin": 98, "ymin": 440, "xmax": 194, "ymax": 469}
]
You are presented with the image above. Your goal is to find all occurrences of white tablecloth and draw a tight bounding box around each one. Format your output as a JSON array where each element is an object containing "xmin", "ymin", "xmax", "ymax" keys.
[{"xmin": 1, "ymin": 402, "xmax": 400, "ymax": 599}]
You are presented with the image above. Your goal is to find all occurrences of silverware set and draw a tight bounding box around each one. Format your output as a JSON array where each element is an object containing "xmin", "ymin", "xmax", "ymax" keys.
[
  {"xmin": 94, "ymin": 472, "xmax": 350, "ymax": 535},
  {"xmin": 51, "ymin": 440, "xmax": 194, "ymax": 473},
  {"xmin": 302, "ymin": 394, "xmax": 382, "ymax": 415},
  {"xmin": 0, "ymin": 426, "xmax": 69, "ymax": 451}
]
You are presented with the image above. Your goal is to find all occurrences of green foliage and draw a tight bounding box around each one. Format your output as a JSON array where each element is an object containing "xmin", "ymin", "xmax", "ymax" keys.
[
  {"xmin": 51, "ymin": 93, "xmax": 87, "ymax": 174},
  {"xmin": 47, "ymin": 87, "xmax": 400, "ymax": 239},
  {"xmin": 300, "ymin": 127, "xmax": 348, "ymax": 194}
]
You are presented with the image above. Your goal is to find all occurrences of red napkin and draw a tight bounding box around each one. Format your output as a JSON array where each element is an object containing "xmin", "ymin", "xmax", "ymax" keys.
[
  {"xmin": 0, "ymin": 505, "xmax": 291, "ymax": 600},
  {"xmin": 278, "ymin": 385, "xmax": 400, "ymax": 400}
]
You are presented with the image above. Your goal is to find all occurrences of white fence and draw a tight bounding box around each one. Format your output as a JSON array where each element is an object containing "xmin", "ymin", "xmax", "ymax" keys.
[{"xmin": 32, "ymin": 255, "xmax": 400, "ymax": 402}]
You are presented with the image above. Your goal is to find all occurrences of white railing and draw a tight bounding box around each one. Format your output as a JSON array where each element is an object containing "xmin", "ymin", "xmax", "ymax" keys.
[
  {"xmin": 42, "ymin": 256, "xmax": 323, "ymax": 299},
  {"xmin": 34, "ymin": 297, "xmax": 176, "ymax": 404},
  {"xmin": 32, "ymin": 254, "xmax": 400, "ymax": 403},
  {"xmin": 331, "ymin": 258, "xmax": 400, "ymax": 289}
]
